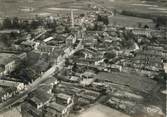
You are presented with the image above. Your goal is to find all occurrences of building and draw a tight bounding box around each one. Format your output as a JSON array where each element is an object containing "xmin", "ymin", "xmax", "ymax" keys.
[
  {"xmin": 43, "ymin": 76, "xmax": 58, "ymax": 87},
  {"xmin": 43, "ymin": 36, "xmax": 54, "ymax": 43},
  {"xmin": 56, "ymin": 93, "xmax": 73, "ymax": 105},
  {"xmin": 0, "ymin": 52, "xmax": 27, "ymax": 76},
  {"xmin": 163, "ymin": 63, "xmax": 167, "ymax": 73},
  {"xmin": 37, "ymin": 44, "xmax": 55, "ymax": 54},
  {"xmin": 66, "ymin": 35, "xmax": 74, "ymax": 47},
  {"xmin": 0, "ymin": 29, "xmax": 20, "ymax": 34},
  {"xmin": 80, "ymin": 71, "xmax": 96, "ymax": 86},
  {"xmin": 45, "ymin": 102, "xmax": 71, "ymax": 117},
  {"xmin": 28, "ymin": 88, "xmax": 53, "ymax": 109},
  {"xmin": 30, "ymin": 59, "xmax": 50, "ymax": 75},
  {"xmin": 17, "ymin": 52, "xmax": 27, "ymax": 60},
  {"xmin": 0, "ymin": 65, "xmax": 5, "ymax": 76},
  {"xmin": 0, "ymin": 87, "xmax": 18, "ymax": 102},
  {"xmin": 0, "ymin": 79, "xmax": 24, "ymax": 90},
  {"xmin": 132, "ymin": 29, "xmax": 152, "ymax": 37},
  {"xmin": 21, "ymin": 102, "xmax": 43, "ymax": 117},
  {"xmin": 0, "ymin": 55, "xmax": 17, "ymax": 75},
  {"xmin": 44, "ymin": 93, "xmax": 74, "ymax": 117},
  {"xmin": 77, "ymin": 89, "xmax": 100, "ymax": 103}
]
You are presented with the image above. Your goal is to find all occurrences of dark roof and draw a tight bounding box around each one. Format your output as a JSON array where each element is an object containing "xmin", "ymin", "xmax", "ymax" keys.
[
  {"xmin": 31, "ymin": 60, "xmax": 49, "ymax": 72},
  {"xmin": 95, "ymin": 72, "xmax": 157, "ymax": 93},
  {"xmin": 56, "ymin": 93, "xmax": 71, "ymax": 100},
  {"xmin": 48, "ymin": 102, "xmax": 66, "ymax": 113},
  {"xmin": 41, "ymin": 76, "xmax": 57, "ymax": 85},
  {"xmin": 21, "ymin": 102, "xmax": 42, "ymax": 116},
  {"xmin": 32, "ymin": 88, "xmax": 52, "ymax": 103},
  {"xmin": 0, "ymin": 55, "xmax": 16, "ymax": 66}
]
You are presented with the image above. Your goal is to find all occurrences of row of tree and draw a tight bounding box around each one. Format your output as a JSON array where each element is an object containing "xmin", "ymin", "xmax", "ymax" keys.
[{"xmin": 1, "ymin": 16, "xmax": 58, "ymax": 31}]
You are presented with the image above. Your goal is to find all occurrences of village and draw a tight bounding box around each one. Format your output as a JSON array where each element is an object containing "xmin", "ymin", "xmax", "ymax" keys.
[{"xmin": 0, "ymin": 1, "xmax": 166, "ymax": 117}]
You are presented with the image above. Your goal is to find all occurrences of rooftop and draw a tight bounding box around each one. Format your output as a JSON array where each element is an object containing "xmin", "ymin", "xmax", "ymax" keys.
[
  {"xmin": 32, "ymin": 88, "xmax": 52, "ymax": 103},
  {"xmin": 56, "ymin": 93, "xmax": 71, "ymax": 100},
  {"xmin": 48, "ymin": 102, "xmax": 66, "ymax": 113},
  {"xmin": 0, "ymin": 53, "xmax": 15, "ymax": 65}
]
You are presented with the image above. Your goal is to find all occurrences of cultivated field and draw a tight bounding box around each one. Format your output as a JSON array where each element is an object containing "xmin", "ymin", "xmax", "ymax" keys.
[
  {"xmin": 71, "ymin": 104, "xmax": 131, "ymax": 117},
  {"xmin": 0, "ymin": 0, "xmax": 166, "ymax": 18}
]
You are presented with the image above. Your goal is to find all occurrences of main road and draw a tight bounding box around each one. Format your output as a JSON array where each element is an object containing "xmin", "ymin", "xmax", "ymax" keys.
[{"xmin": 0, "ymin": 38, "xmax": 83, "ymax": 113}]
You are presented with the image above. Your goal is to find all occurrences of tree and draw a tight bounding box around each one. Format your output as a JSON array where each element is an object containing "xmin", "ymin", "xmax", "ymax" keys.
[
  {"xmin": 3, "ymin": 17, "xmax": 12, "ymax": 28},
  {"xmin": 104, "ymin": 52, "xmax": 116, "ymax": 59},
  {"xmin": 1, "ymin": 34, "xmax": 12, "ymax": 47},
  {"xmin": 97, "ymin": 14, "xmax": 109, "ymax": 25},
  {"xmin": 138, "ymin": 22, "xmax": 142, "ymax": 28},
  {"xmin": 12, "ymin": 17, "xmax": 19, "ymax": 28}
]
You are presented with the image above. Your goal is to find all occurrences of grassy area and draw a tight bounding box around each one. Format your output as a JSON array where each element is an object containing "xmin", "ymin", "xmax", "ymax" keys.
[
  {"xmin": 0, "ymin": 107, "xmax": 21, "ymax": 117},
  {"xmin": 71, "ymin": 104, "xmax": 130, "ymax": 117},
  {"xmin": 0, "ymin": 53, "xmax": 14, "ymax": 65},
  {"xmin": 0, "ymin": 0, "xmax": 166, "ymax": 18}
]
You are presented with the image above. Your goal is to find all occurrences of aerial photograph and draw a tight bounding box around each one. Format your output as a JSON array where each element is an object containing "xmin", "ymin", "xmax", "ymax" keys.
[{"xmin": 0, "ymin": 0, "xmax": 166, "ymax": 117}]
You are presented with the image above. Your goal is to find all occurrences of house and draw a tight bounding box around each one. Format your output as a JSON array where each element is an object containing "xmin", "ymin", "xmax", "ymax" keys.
[
  {"xmin": 0, "ymin": 79, "xmax": 24, "ymax": 90},
  {"xmin": 80, "ymin": 71, "xmax": 96, "ymax": 86},
  {"xmin": 29, "ymin": 88, "xmax": 53, "ymax": 109},
  {"xmin": 0, "ymin": 53, "xmax": 26, "ymax": 76},
  {"xmin": 43, "ymin": 36, "xmax": 54, "ymax": 43},
  {"xmin": 163, "ymin": 63, "xmax": 167, "ymax": 73},
  {"xmin": 0, "ymin": 65, "xmax": 5, "ymax": 76},
  {"xmin": 56, "ymin": 93, "xmax": 73, "ymax": 105},
  {"xmin": 1, "ymin": 87, "xmax": 18, "ymax": 102},
  {"xmin": 38, "ymin": 85, "xmax": 54, "ymax": 95},
  {"xmin": 37, "ymin": 44, "xmax": 55, "ymax": 54},
  {"xmin": 17, "ymin": 52, "xmax": 27, "ymax": 60},
  {"xmin": 30, "ymin": 60, "xmax": 50, "ymax": 74},
  {"xmin": 132, "ymin": 29, "xmax": 152, "ymax": 37},
  {"xmin": 0, "ymin": 55, "xmax": 17, "ymax": 75},
  {"xmin": 5, "ymin": 59, "xmax": 16, "ymax": 74},
  {"xmin": 83, "ymin": 36, "xmax": 97, "ymax": 47},
  {"xmin": 0, "ymin": 29, "xmax": 20, "ymax": 34},
  {"xmin": 77, "ymin": 97, "xmax": 91, "ymax": 106},
  {"xmin": 66, "ymin": 35, "xmax": 74, "ymax": 47},
  {"xmin": 45, "ymin": 92, "xmax": 74, "ymax": 117},
  {"xmin": 44, "ymin": 76, "xmax": 58, "ymax": 87},
  {"xmin": 77, "ymin": 90, "xmax": 100, "ymax": 102},
  {"xmin": 21, "ymin": 102, "xmax": 43, "ymax": 117},
  {"xmin": 45, "ymin": 102, "xmax": 72, "ymax": 117}
]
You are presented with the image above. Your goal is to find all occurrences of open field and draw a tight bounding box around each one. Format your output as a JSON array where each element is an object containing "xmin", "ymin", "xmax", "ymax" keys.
[
  {"xmin": 0, "ymin": 53, "xmax": 14, "ymax": 65},
  {"xmin": 0, "ymin": 0, "xmax": 167, "ymax": 18},
  {"xmin": 0, "ymin": 107, "xmax": 21, "ymax": 117},
  {"xmin": 70, "ymin": 104, "xmax": 131, "ymax": 117}
]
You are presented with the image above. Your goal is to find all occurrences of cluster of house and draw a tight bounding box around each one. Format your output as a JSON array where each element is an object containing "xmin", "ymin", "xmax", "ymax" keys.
[
  {"xmin": 0, "ymin": 53, "xmax": 27, "ymax": 102},
  {"xmin": 21, "ymin": 73, "xmax": 102, "ymax": 117},
  {"xmin": 0, "ymin": 6, "xmax": 166, "ymax": 116},
  {"xmin": 0, "ymin": 86, "xmax": 18, "ymax": 102},
  {"xmin": 0, "ymin": 53, "xmax": 27, "ymax": 77},
  {"xmin": 21, "ymin": 77, "xmax": 73, "ymax": 117},
  {"xmin": 121, "ymin": 45, "xmax": 167, "ymax": 77},
  {"xmin": 48, "ymin": 63, "xmax": 158, "ymax": 116},
  {"xmin": 53, "ymin": 80, "xmax": 101, "ymax": 109}
]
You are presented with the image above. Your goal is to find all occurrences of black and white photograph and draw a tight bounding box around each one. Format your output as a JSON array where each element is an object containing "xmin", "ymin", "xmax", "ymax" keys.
[{"xmin": 0, "ymin": 0, "xmax": 166, "ymax": 117}]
